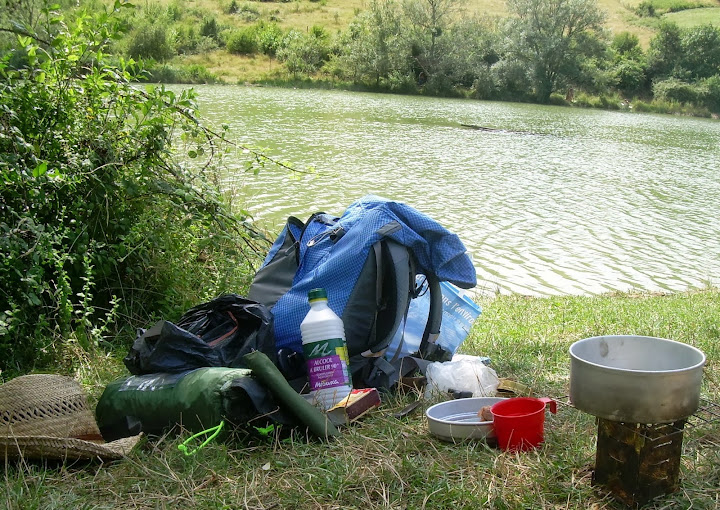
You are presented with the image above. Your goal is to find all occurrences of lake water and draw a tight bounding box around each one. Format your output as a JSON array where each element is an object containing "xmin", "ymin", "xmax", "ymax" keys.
[{"xmin": 181, "ymin": 84, "xmax": 720, "ymax": 297}]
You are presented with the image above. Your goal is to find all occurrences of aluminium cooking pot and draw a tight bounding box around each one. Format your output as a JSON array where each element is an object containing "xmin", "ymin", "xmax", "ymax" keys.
[{"xmin": 569, "ymin": 335, "xmax": 705, "ymax": 423}]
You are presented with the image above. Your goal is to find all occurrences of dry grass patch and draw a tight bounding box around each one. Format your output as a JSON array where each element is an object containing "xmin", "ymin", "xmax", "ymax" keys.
[{"xmin": 176, "ymin": 51, "xmax": 284, "ymax": 82}]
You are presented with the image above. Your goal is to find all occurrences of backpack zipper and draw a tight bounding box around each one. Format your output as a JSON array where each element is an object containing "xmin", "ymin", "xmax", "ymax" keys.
[{"xmin": 307, "ymin": 225, "xmax": 344, "ymax": 246}]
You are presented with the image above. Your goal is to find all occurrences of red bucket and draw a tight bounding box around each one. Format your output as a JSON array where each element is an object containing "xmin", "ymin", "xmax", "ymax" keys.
[{"xmin": 491, "ymin": 397, "xmax": 557, "ymax": 451}]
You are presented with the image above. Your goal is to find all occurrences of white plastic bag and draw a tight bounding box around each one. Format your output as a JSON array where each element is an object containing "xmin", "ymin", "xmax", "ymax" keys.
[{"xmin": 424, "ymin": 356, "xmax": 499, "ymax": 399}]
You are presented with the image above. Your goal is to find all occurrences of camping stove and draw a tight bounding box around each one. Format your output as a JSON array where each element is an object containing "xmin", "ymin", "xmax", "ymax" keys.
[
  {"xmin": 567, "ymin": 335, "xmax": 711, "ymax": 506},
  {"xmin": 592, "ymin": 418, "xmax": 685, "ymax": 507},
  {"xmin": 588, "ymin": 399, "xmax": 720, "ymax": 507}
]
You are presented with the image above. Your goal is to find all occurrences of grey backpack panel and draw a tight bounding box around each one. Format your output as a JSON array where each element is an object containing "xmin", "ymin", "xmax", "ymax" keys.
[{"xmin": 248, "ymin": 216, "xmax": 305, "ymax": 310}]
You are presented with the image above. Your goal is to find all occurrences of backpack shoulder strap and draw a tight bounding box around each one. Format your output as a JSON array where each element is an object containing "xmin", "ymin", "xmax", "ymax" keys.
[
  {"xmin": 247, "ymin": 216, "xmax": 305, "ymax": 309},
  {"xmin": 418, "ymin": 273, "xmax": 450, "ymax": 361},
  {"xmin": 361, "ymin": 258, "xmax": 448, "ymax": 389},
  {"xmin": 375, "ymin": 240, "xmax": 413, "ymax": 351}
]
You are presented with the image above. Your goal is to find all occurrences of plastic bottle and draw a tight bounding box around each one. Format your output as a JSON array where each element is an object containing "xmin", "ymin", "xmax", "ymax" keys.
[{"xmin": 301, "ymin": 288, "xmax": 352, "ymax": 410}]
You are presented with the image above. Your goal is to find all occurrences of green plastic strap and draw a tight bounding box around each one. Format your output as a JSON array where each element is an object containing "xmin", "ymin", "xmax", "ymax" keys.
[
  {"xmin": 254, "ymin": 424, "xmax": 275, "ymax": 437},
  {"xmin": 178, "ymin": 421, "xmax": 225, "ymax": 456}
]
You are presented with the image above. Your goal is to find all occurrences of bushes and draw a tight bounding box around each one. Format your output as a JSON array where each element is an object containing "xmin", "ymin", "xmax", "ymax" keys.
[
  {"xmin": 127, "ymin": 22, "xmax": 176, "ymax": 61},
  {"xmin": 256, "ymin": 22, "xmax": 283, "ymax": 57},
  {"xmin": 200, "ymin": 16, "xmax": 221, "ymax": 41},
  {"xmin": 611, "ymin": 60, "xmax": 648, "ymax": 96},
  {"xmin": 0, "ymin": 5, "xmax": 263, "ymax": 374},
  {"xmin": 276, "ymin": 27, "xmax": 331, "ymax": 75},
  {"xmin": 143, "ymin": 63, "xmax": 219, "ymax": 83},
  {"xmin": 652, "ymin": 77, "xmax": 702, "ymax": 103},
  {"xmin": 700, "ymin": 75, "xmax": 720, "ymax": 112},
  {"xmin": 226, "ymin": 25, "xmax": 259, "ymax": 54},
  {"xmin": 634, "ymin": 0, "xmax": 657, "ymax": 17}
]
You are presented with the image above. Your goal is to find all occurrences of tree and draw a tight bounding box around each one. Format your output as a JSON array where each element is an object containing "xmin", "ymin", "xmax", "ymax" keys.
[
  {"xmin": 647, "ymin": 22, "xmax": 720, "ymax": 86},
  {"xmin": 505, "ymin": 0, "xmax": 606, "ymax": 102},
  {"xmin": 402, "ymin": 0, "xmax": 464, "ymax": 88},
  {"xmin": 681, "ymin": 24, "xmax": 720, "ymax": 81},
  {"xmin": 336, "ymin": 0, "xmax": 410, "ymax": 86},
  {"xmin": 445, "ymin": 17, "xmax": 500, "ymax": 89},
  {"xmin": 609, "ymin": 32, "xmax": 648, "ymax": 96},
  {"xmin": 646, "ymin": 21, "xmax": 683, "ymax": 81},
  {"xmin": 277, "ymin": 27, "xmax": 331, "ymax": 76}
]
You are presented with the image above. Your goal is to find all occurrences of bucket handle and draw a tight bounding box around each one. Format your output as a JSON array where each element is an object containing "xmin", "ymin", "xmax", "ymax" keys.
[{"xmin": 538, "ymin": 397, "xmax": 557, "ymax": 414}]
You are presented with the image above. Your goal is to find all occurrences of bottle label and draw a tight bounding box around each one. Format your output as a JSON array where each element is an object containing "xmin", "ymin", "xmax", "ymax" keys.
[{"xmin": 303, "ymin": 337, "xmax": 351, "ymax": 391}]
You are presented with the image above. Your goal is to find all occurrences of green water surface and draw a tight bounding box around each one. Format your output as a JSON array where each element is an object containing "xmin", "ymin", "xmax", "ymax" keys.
[{"xmin": 182, "ymin": 85, "xmax": 720, "ymax": 297}]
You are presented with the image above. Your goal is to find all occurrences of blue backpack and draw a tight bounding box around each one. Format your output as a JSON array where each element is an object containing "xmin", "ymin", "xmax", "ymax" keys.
[{"xmin": 248, "ymin": 195, "xmax": 477, "ymax": 388}]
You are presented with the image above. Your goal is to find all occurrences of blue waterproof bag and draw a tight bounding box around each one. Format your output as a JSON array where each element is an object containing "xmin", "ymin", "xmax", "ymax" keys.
[{"xmin": 384, "ymin": 279, "xmax": 482, "ymax": 361}]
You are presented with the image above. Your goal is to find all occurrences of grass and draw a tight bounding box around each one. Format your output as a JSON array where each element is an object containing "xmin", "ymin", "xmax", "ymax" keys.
[
  {"xmin": 3, "ymin": 288, "xmax": 719, "ymax": 509},
  {"xmin": 175, "ymin": 51, "xmax": 285, "ymax": 83},
  {"xmin": 664, "ymin": 6, "xmax": 720, "ymax": 26}
]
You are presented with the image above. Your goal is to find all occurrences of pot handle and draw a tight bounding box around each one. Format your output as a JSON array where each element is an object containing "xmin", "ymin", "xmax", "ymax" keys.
[{"xmin": 539, "ymin": 397, "xmax": 557, "ymax": 414}]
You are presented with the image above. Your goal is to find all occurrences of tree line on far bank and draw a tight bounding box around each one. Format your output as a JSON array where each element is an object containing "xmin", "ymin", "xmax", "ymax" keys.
[
  {"xmin": 110, "ymin": 0, "xmax": 720, "ymax": 114},
  {"xmin": 3, "ymin": 0, "xmax": 719, "ymax": 114}
]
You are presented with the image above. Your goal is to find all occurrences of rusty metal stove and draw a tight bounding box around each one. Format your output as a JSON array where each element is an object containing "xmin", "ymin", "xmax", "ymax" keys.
[
  {"xmin": 592, "ymin": 419, "xmax": 685, "ymax": 507},
  {"xmin": 589, "ymin": 399, "xmax": 720, "ymax": 507}
]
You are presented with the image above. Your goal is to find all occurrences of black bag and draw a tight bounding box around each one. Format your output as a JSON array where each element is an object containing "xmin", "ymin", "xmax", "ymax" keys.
[{"xmin": 123, "ymin": 294, "xmax": 275, "ymax": 375}]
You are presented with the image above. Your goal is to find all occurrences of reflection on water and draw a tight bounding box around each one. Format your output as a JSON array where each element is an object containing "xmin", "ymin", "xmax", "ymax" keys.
[{"xmin": 180, "ymin": 85, "xmax": 720, "ymax": 297}]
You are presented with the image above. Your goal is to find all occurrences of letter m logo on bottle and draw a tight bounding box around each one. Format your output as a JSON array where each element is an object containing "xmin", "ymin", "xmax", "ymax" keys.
[{"xmin": 308, "ymin": 341, "xmax": 334, "ymax": 358}]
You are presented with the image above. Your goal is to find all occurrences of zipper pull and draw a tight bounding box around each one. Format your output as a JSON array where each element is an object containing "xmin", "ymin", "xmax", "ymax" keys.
[{"xmin": 307, "ymin": 225, "xmax": 344, "ymax": 246}]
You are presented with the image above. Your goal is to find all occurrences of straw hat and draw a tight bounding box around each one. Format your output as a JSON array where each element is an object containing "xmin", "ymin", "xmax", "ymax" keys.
[{"xmin": 0, "ymin": 374, "xmax": 141, "ymax": 460}]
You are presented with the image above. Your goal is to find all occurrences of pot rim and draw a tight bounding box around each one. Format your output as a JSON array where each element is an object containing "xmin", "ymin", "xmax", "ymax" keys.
[
  {"xmin": 426, "ymin": 397, "xmax": 504, "ymax": 426},
  {"xmin": 569, "ymin": 335, "xmax": 706, "ymax": 375}
]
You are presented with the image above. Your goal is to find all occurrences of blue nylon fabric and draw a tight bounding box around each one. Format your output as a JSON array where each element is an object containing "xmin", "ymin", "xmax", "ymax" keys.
[{"xmin": 267, "ymin": 195, "xmax": 477, "ymax": 353}]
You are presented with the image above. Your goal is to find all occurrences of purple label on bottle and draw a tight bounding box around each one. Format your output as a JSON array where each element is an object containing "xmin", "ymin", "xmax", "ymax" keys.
[{"xmin": 303, "ymin": 338, "xmax": 351, "ymax": 392}]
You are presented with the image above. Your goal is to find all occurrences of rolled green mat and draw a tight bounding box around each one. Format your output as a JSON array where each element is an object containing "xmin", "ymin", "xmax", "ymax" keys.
[{"xmin": 243, "ymin": 350, "xmax": 340, "ymax": 439}]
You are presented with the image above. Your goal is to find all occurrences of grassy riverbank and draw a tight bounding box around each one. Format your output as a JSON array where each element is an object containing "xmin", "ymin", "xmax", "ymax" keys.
[{"xmin": 4, "ymin": 288, "xmax": 718, "ymax": 509}]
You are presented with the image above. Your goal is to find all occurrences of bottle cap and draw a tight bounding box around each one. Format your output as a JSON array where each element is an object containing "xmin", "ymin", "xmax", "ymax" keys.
[{"xmin": 308, "ymin": 288, "xmax": 327, "ymax": 301}]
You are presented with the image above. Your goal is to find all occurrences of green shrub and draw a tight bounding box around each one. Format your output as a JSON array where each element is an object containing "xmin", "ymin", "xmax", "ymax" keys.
[
  {"xmin": 571, "ymin": 91, "xmax": 623, "ymax": 109},
  {"xmin": 127, "ymin": 22, "xmax": 176, "ymax": 61},
  {"xmin": 144, "ymin": 63, "xmax": 220, "ymax": 83},
  {"xmin": 611, "ymin": 60, "xmax": 648, "ymax": 95},
  {"xmin": 0, "ymin": 5, "xmax": 262, "ymax": 374},
  {"xmin": 385, "ymin": 71, "xmax": 418, "ymax": 93},
  {"xmin": 471, "ymin": 67, "xmax": 498, "ymax": 100},
  {"xmin": 225, "ymin": 0, "xmax": 239, "ymax": 14},
  {"xmin": 631, "ymin": 100, "xmax": 658, "ymax": 112},
  {"xmin": 200, "ymin": 16, "xmax": 220, "ymax": 41},
  {"xmin": 226, "ymin": 26, "xmax": 258, "ymax": 54},
  {"xmin": 699, "ymin": 75, "xmax": 720, "ymax": 112},
  {"xmin": 195, "ymin": 35, "xmax": 220, "ymax": 53},
  {"xmin": 256, "ymin": 22, "xmax": 284, "ymax": 57},
  {"xmin": 231, "ymin": 2, "xmax": 261, "ymax": 22},
  {"xmin": 652, "ymin": 77, "xmax": 700, "ymax": 103},
  {"xmin": 277, "ymin": 29, "xmax": 331, "ymax": 75},
  {"xmin": 634, "ymin": 1, "xmax": 657, "ymax": 17}
]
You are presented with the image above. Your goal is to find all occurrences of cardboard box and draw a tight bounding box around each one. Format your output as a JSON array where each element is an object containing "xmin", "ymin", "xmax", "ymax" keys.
[{"xmin": 326, "ymin": 388, "xmax": 381, "ymax": 426}]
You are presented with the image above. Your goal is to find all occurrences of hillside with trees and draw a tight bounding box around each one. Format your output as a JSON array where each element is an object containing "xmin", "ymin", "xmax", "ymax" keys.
[{"xmin": 2, "ymin": 0, "xmax": 720, "ymax": 114}]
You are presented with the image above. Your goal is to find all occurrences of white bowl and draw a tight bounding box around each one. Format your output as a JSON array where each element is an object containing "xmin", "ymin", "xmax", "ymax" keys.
[{"xmin": 426, "ymin": 397, "xmax": 506, "ymax": 442}]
